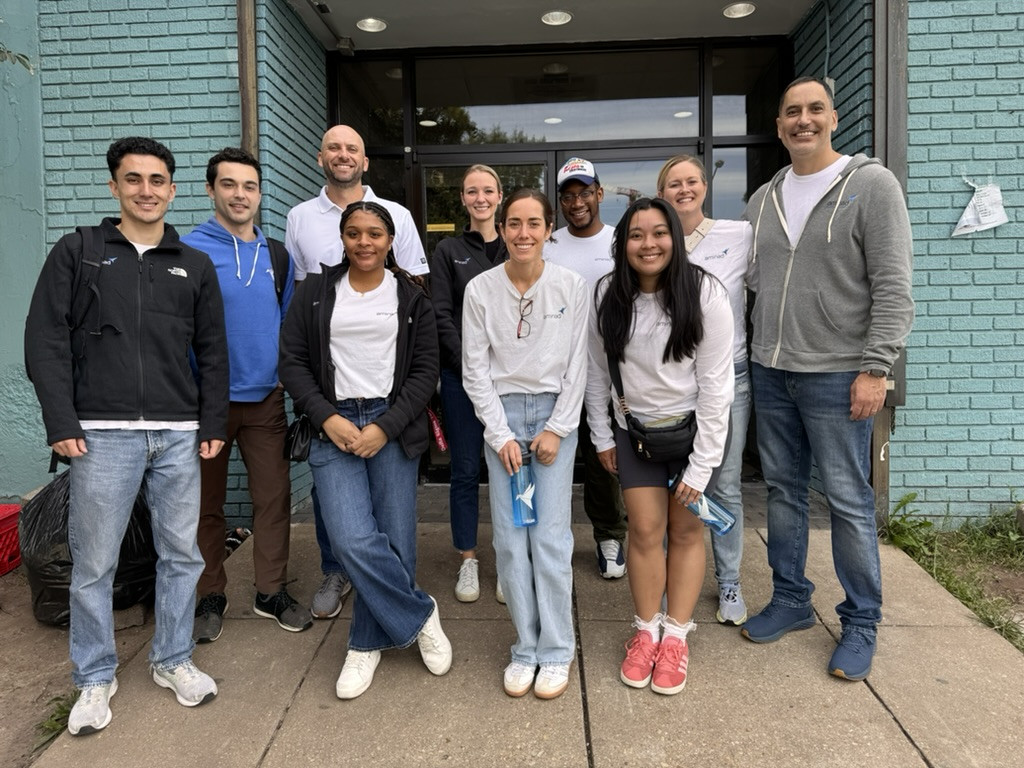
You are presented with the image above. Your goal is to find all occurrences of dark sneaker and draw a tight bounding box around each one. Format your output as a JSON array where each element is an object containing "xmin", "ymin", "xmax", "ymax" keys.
[
  {"xmin": 194, "ymin": 593, "xmax": 228, "ymax": 643},
  {"xmin": 254, "ymin": 589, "xmax": 313, "ymax": 632},
  {"xmin": 741, "ymin": 602, "xmax": 816, "ymax": 643},
  {"xmin": 311, "ymin": 573, "xmax": 352, "ymax": 619},
  {"xmin": 828, "ymin": 627, "xmax": 876, "ymax": 681}
]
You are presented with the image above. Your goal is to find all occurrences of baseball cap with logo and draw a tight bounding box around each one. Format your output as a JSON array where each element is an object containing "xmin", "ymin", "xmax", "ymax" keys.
[{"xmin": 557, "ymin": 157, "xmax": 598, "ymax": 190}]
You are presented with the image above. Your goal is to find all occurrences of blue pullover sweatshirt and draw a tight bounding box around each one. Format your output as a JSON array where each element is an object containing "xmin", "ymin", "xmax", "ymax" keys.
[{"xmin": 183, "ymin": 217, "xmax": 294, "ymax": 402}]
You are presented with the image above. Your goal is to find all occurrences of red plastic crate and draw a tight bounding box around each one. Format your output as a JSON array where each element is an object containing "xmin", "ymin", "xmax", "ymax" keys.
[{"xmin": 0, "ymin": 504, "xmax": 21, "ymax": 576}]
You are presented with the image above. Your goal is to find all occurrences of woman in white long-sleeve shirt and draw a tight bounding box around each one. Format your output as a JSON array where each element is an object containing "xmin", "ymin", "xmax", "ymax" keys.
[
  {"xmin": 462, "ymin": 188, "xmax": 589, "ymax": 700},
  {"xmin": 586, "ymin": 196, "xmax": 733, "ymax": 695}
]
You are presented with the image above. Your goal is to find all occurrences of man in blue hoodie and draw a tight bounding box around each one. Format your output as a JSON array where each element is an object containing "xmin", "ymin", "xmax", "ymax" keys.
[
  {"xmin": 741, "ymin": 77, "xmax": 914, "ymax": 681},
  {"xmin": 183, "ymin": 148, "xmax": 312, "ymax": 642}
]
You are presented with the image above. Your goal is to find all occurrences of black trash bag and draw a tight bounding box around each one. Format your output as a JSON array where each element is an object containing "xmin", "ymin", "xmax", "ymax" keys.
[{"xmin": 19, "ymin": 470, "xmax": 158, "ymax": 626}]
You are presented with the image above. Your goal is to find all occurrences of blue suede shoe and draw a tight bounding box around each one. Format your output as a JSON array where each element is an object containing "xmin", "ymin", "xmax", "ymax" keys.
[
  {"xmin": 828, "ymin": 627, "xmax": 876, "ymax": 681},
  {"xmin": 741, "ymin": 602, "xmax": 816, "ymax": 643}
]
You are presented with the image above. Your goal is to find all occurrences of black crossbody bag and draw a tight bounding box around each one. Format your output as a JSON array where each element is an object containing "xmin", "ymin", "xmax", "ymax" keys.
[{"xmin": 607, "ymin": 354, "xmax": 697, "ymax": 463}]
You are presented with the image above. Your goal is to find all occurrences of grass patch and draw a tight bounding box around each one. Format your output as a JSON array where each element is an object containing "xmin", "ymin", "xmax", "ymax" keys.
[
  {"xmin": 34, "ymin": 690, "xmax": 78, "ymax": 750},
  {"xmin": 881, "ymin": 493, "xmax": 1024, "ymax": 653}
]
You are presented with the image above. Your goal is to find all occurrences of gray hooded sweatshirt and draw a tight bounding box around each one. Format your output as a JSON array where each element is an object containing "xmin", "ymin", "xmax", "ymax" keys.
[{"xmin": 744, "ymin": 153, "xmax": 914, "ymax": 374}]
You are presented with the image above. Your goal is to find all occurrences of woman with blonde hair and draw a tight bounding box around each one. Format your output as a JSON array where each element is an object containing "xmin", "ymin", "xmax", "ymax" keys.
[{"xmin": 432, "ymin": 165, "xmax": 507, "ymax": 603}]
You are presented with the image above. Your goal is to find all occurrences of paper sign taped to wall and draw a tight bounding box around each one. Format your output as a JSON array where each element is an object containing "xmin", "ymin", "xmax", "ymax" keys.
[{"xmin": 952, "ymin": 181, "xmax": 1008, "ymax": 237}]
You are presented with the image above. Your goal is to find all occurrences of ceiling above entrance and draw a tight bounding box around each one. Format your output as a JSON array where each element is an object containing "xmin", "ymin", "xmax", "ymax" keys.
[{"xmin": 289, "ymin": 0, "xmax": 821, "ymax": 52}]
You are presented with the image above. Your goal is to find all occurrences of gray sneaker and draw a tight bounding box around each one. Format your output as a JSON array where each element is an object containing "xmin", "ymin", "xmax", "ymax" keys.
[
  {"xmin": 68, "ymin": 678, "xmax": 117, "ymax": 736},
  {"xmin": 194, "ymin": 593, "xmax": 228, "ymax": 643},
  {"xmin": 152, "ymin": 660, "xmax": 218, "ymax": 707},
  {"xmin": 254, "ymin": 588, "xmax": 313, "ymax": 632},
  {"xmin": 311, "ymin": 573, "xmax": 352, "ymax": 619},
  {"xmin": 716, "ymin": 582, "xmax": 748, "ymax": 625}
]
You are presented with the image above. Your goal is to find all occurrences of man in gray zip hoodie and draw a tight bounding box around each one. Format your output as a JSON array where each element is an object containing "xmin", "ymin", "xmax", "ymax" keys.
[{"xmin": 740, "ymin": 77, "xmax": 914, "ymax": 681}]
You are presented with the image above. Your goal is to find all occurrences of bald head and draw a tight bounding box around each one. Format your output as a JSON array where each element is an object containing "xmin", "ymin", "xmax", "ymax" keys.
[{"xmin": 318, "ymin": 125, "xmax": 368, "ymax": 189}]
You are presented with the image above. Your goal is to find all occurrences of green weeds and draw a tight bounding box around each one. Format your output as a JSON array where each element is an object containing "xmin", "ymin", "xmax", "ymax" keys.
[
  {"xmin": 881, "ymin": 493, "xmax": 1024, "ymax": 653},
  {"xmin": 34, "ymin": 690, "xmax": 78, "ymax": 750}
]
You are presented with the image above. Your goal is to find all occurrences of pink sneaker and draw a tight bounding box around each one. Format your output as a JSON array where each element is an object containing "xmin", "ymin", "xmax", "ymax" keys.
[
  {"xmin": 651, "ymin": 635, "xmax": 689, "ymax": 695},
  {"xmin": 620, "ymin": 629, "xmax": 660, "ymax": 688}
]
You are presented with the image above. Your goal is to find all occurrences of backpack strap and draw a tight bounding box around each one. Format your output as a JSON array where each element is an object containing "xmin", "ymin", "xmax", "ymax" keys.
[
  {"xmin": 70, "ymin": 225, "xmax": 105, "ymax": 333},
  {"xmin": 266, "ymin": 238, "xmax": 290, "ymax": 306}
]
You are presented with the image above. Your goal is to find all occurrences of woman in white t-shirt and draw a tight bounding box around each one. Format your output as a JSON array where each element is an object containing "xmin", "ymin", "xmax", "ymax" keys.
[
  {"xmin": 462, "ymin": 188, "xmax": 589, "ymax": 700},
  {"xmin": 279, "ymin": 201, "xmax": 451, "ymax": 700},
  {"xmin": 586, "ymin": 196, "xmax": 733, "ymax": 695},
  {"xmin": 657, "ymin": 154, "xmax": 754, "ymax": 628}
]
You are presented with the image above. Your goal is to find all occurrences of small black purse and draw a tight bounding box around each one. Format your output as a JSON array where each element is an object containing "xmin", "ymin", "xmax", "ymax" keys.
[
  {"xmin": 283, "ymin": 413, "xmax": 312, "ymax": 462},
  {"xmin": 608, "ymin": 354, "xmax": 697, "ymax": 463}
]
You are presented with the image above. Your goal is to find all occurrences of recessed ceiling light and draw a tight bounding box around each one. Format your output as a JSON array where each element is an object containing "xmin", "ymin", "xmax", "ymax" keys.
[
  {"xmin": 542, "ymin": 62, "xmax": 569, "ymax": 75},
  {"xmin": 541, "ymin": 10, "xmax": 573, "ymax": 26},
  {"xmin": 385, "ymin": 67, "xmax": 403, "ymax": 80},
  {"xmin": 544, "ymin": 117, "xmax": 563, "ymax": 124},
  {"xmin": 722, "ymin": 3, "xmax": 756, "ymax": 18},
  {"xmin": 419, "ymin": 119, "xmax": 438, "ymax": 127},
  {"xmin": 356, "ymin": 17, "xmax": 387, "ymax": 32},
  {"xmin": 673, "ymin": 111, "xmax": 694, "ymax": 119}
]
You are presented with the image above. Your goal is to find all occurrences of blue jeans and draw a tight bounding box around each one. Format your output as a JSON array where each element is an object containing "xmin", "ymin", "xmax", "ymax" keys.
[
  {"xmin": 440, "ymin": 367, "xmax": 484, "ymax": 552},
  {"xmin": 751, "ymin": 364, "xmax": 882, "ymax": 630},
  {"xmin": 312, "ymin": 485, "xmax": 347, "ymax": 578},
  {"xmin": 308, "ymin": 398, "xmax": 433, "ymax": 651},
  {"xmin": 484, "ymin": 393, "xmax": 577, "ymax": 666},
  {"xmin": 69, "ymin": 429, "xmax": 204, "ymax": 687},
  {"xmin": 708, "ymin": 365, "xmax": 751, "ymax": 586}
]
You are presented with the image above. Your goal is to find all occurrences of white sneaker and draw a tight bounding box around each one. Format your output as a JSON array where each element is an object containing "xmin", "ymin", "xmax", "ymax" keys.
[
  {"xmin": 455, "ymin": 558, "xmax": 480, "ymax": 602},
  {"xmin": 68, "ymin": 678, "xmax": 118, "ymax": 736},
  {"xmin": 152, "ymin": 660, "xmax": 217, "ymax": 707},
  {"xmin": 534, "ymin": 662, "xmax": 571, "ymax": 699},
  {"xmin": 495, "ymin": 580, "xmax": 506, "ymax": 604},
  {"xmin": 503, "ymin": 661, "xmax": 536, "ymax": 697},
  {"xmin": 597, "ymin": 539, "xmax": 626, "ymax": 579},
  {"xmin": 417, "ymin": 596, "xmax": 453, "ymax": 675},
  {"xmin": 335, "ymin": 649, "xmax": 381, "ymax": 699}
]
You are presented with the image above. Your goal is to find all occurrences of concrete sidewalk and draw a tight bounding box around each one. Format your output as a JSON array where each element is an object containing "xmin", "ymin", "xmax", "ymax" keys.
[{"xmin": 29, "ymin": 485, "xmax": 1024, "ymax": 768}]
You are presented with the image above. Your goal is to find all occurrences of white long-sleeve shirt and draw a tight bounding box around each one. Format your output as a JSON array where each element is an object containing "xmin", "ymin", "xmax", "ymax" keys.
[
  {"xmin": 585, "ymin": 276, "xmax": 735, "ymax": 492},
  {"xmin": 462, "ymin": 262, "xmax": 589, "ymax": 453}
]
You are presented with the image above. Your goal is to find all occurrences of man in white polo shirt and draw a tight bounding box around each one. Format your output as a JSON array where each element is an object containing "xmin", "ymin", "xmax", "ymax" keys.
[{"xmin": 286, "ymin": 125, "xmax": 429, "ymax": 621}]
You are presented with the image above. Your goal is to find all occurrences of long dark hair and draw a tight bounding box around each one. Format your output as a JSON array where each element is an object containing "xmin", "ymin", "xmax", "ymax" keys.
[{"xmin": 597, "ymin": 197, "xmax": 707, "ymax": 364}]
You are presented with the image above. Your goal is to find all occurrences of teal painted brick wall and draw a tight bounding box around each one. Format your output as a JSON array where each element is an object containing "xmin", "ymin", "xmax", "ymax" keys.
[
  {"xmin": 37, "ymin": 0, "xmax": 241, "ymax": 247},
  {"xmin": 898, "ymin": 0, "xmax": 1023, "ymax": 519},
  {"xmin": 255, "ymin": 0, "xmax": 327, "ymax": 512},
  {"xmin": 791, "ymin": 0, "xmax": 874, "ymax": 155}
]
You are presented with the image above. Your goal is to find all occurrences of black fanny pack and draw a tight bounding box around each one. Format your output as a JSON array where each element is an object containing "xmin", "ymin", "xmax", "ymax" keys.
[{"xmin": 609, "ymin": 353, "xmax": 697, "ymax": 464}]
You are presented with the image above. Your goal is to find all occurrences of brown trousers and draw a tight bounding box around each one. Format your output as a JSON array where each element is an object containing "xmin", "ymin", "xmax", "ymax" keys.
[{"xmin": 198, "ymin": 386, "xmax": 291, "ymax": 596}]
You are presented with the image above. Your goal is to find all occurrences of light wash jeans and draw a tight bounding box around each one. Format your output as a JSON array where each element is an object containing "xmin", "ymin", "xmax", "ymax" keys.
[
  {"xmin": 708, "ymin": 365, "xmax": 751, "ymax": 586},
  {"xmin": 69, "ymin": 429, "xmax": 203, "ymax": 688},
  {"xmin": 485, "ymin": 393, "xmax": 578, "ymax": 666},
  {"xmin": 308, "ymin": 398, "xmax": 434, "ymax": 651},
  {"xmin": 752, "ymin": 363, "xmax": 882, "ymax": 631}
]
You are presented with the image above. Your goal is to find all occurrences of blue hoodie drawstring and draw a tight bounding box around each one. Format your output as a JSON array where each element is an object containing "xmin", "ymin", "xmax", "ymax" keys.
[{"xmin": 232, "ymin": 236, "xmax": 260, "ymax": 287}]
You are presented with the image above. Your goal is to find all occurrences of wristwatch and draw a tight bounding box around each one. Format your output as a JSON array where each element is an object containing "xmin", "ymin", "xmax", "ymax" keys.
[{"xmin": 865, "ymin": 369, "xmax": 888, "ymax": 378}]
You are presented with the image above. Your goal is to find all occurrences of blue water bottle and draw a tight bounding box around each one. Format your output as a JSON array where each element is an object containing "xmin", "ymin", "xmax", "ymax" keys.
[
  {"xmin": 669, "ymin": 471, "xmax": 735, "ymax": 536},
  {"xmin": 510, "ymin": 452, "xmax": 537, "ymax": 527}
]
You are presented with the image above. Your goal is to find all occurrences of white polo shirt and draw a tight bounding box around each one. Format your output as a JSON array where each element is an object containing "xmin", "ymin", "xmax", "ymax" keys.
[{"xmin": 285, "ymin": 185, "xmax": 429, "ymax": 280}]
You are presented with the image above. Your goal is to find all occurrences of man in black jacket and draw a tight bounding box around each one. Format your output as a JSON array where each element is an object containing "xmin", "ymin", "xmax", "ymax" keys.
[{"xmin": 24, "ymin": 137, "xmax": 229, "ymax": 736}]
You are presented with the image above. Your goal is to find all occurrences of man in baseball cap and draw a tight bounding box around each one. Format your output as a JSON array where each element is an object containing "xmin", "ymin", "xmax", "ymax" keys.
[{"xmin": 545, "ymin": 157, "xmax": 627, "ymax": 579}]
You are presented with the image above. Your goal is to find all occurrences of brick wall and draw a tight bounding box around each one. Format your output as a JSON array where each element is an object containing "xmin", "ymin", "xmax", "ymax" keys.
[
  {"xmin": 254, "ymin": 0, "xmax": 327, "ymax": 514},
  {"xmin": 897, "ymin": 0, "xmax": 1023, "ymax": 520},
  {"xmin": 791, "ymin": 0, "xmax": 874, "ymax": 155},
  {"xmin": 37, "ymin": 0, "xmax": 241, "ymax": 243}
]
